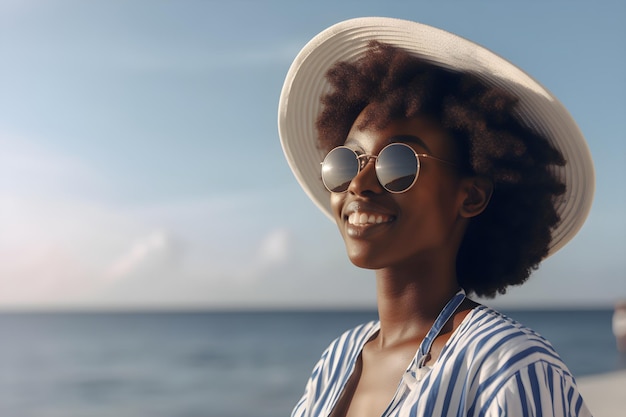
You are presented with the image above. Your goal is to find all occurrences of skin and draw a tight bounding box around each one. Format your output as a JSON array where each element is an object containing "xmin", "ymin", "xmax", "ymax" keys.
[{"xmin": 327, "ymin": 108, "xmax": 492, "ymax": 417}]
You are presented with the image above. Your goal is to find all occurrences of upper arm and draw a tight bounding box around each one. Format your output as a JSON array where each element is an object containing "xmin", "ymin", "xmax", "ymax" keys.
[{"xmin": 480, "ymin": 361, "xmax": 592, "ymax": 417}]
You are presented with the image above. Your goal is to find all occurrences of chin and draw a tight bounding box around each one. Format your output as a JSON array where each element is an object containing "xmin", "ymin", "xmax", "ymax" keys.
[{"xmin": 345, "ymin": 246, "xmax": 386, "ymax": 270}]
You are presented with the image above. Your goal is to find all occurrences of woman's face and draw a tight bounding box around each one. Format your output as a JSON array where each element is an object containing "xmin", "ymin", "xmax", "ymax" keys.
[{"xmin": 330, "ymin": 112, "xmax": 470, "ymax": 271}]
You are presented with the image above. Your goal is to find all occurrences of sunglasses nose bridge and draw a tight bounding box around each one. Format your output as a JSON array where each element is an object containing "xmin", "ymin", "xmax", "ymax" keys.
[
  {"xmin": 348, "ymin": 154, "xmax": 383, "ymax": 194},
  {"xmin": 356, "ymin": 154, "xmax": 377, "ymax": 170}
]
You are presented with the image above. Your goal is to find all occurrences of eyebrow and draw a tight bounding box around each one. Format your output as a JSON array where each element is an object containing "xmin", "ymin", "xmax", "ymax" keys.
[
  {"xmin": 389, "ymin": 135, "xmax": 433, "ymax": 153},
  {"xmin": 344, "ymin": 134, "xmax": 433, "ymax": 153}
]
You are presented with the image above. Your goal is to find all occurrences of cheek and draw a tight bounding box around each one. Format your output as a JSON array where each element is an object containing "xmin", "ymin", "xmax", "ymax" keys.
[
  {"xmin": 402, "ymin": 178, "xmax": 465, "ymax": 230},
  {"xmin": 330, "ymin": 193, "xmax": 344, "ymax": 221}
]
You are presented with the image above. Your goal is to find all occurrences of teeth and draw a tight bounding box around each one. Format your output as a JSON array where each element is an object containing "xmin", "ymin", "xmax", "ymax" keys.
[{"xmin": 348, "ymin": 212, "xmax": 392, "ymax": 225}]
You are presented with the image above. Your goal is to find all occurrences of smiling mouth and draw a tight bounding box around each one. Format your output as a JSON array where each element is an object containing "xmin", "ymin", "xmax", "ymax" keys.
[{"xmin": 347, "ymin": 212, "xmax": 394, "ymax": 226}]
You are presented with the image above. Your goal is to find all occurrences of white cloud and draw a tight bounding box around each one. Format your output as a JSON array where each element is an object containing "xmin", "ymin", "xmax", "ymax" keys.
[
  {"xmin": 255, "ymin": 228, "xmax": 290, "ymax": 269},
  {"xmin": 0, "ymin": 194, "xmax": 139, "ymax": 306},
  {"xmin": 104, "ymin": 230, "xmax": 179, "ymax": 283},
  {"xmin": 226, "ymin": 228, "xmax": 290, "ymax": 285},
  {"xmin": 0, "ymin": 245, "xmax": 90, "ymax": 305},
  {"xmin": 0, "ymin": 177, "xmax": 306, "ymax": 307}
]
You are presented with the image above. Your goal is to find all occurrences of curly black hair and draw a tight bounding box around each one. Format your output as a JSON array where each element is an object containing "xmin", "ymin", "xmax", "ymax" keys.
[{"xmin": 316, "ymin": 41, "xmax": 566, "ymax": 298}]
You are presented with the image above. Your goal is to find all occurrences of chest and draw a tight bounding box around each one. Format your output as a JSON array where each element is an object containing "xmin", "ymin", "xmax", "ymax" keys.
[{"xmin": 329, "ymin": 335, "xmax": 453, "ymax": 417}]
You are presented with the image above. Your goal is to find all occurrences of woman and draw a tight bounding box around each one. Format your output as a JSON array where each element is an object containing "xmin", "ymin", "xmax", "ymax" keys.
[{"xmin": 278, "ymin": 18, "xmax": 594, "ymax": 417}]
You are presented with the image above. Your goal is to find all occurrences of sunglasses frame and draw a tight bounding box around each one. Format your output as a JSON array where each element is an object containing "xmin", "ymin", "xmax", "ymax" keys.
[{"xmin": 321, "ymin": 142, "xmax": 457, "ymax": 194}]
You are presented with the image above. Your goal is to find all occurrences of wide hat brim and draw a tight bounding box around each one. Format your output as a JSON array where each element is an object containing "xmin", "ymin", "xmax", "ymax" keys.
[{"xmin": 278, "ymin": 17, "xmax": 594, "ymax": 257}]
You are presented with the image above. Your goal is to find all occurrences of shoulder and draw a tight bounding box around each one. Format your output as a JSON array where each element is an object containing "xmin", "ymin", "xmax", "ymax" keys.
[
  {"xmin": 450, "ymin": 307, "xmax": 591, "ymax": 416},
  {"xmin": 442, "ymin": 306, "xmax": 575, "ymax": 391},
  {"xmin": 319, "ymin": 320, "xmax": 379, "ymax": 363},
  {"xmin": 455, "ymin": 306, "xmax": 568, "ymax": 375},
  {"xmin": 307, "ymin": 320, "xmax": 379, "ymax": 383},
  {"xmin": 483, "ymin": 361, "xmax": 592, "ymax": 417},
  {"xmin": 291, "ymin": 321, "xmax": 379, "ymax": 417}
]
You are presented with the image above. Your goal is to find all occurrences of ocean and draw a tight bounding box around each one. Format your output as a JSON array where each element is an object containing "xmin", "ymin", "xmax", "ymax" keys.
[{"xmin": 0, "ymin": 309, "xmax": 622, "ymax": 417}]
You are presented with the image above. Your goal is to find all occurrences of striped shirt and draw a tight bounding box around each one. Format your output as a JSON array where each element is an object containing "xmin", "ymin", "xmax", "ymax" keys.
[{"xmin": 291, "ymin": 306, "xmax": 592, "ymax": 417}]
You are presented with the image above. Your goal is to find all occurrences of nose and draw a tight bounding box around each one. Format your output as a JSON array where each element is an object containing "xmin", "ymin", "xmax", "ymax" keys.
[{"xmin": 347, "ymin": 157, "xmax": 384, "ymax": 195}]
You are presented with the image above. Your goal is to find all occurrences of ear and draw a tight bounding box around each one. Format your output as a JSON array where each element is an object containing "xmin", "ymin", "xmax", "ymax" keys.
[{"xmin": 459, "ymin": 176, "xmax": 493, "ymax": 218}]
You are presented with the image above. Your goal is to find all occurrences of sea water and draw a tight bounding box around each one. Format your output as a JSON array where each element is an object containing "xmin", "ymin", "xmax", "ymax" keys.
[{"xmin": 0, "ymin": 309, "xmax": 621, "ymax": 417}]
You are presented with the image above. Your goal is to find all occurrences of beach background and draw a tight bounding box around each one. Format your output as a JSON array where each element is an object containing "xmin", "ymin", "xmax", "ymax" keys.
[
  {"xmin": 1, "ymin": 1, "xmax": 625, "ymax": 416},
  {"xmin": 1, "ymin": 309, "xmax": 624, "ymax": 417}
]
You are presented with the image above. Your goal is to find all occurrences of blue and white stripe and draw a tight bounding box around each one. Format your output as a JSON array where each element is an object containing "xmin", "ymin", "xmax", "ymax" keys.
[{"xmin": 291, "ymin": 306, "xmax": 592, "ymax": 417}]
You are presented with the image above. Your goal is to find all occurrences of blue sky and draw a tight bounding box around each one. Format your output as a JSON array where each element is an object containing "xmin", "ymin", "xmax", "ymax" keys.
[{"xmin": 0, "ymin": 0, "xmax": 624, "ymax": 309}]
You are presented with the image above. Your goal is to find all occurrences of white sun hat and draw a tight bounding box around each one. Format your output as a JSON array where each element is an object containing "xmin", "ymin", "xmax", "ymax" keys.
[{"xmin": 277, "ymin": 17, "xmax": 594, "ymax": 257}]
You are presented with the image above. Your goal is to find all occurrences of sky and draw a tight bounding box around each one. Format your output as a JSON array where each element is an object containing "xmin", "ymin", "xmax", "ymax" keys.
[{"xmin": 0, "ymin": 0, "xmax": 624, "ymax": 310}]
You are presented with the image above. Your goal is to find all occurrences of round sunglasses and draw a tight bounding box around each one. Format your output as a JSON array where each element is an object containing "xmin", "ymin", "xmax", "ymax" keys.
[{"xmin": 321, "ymin": 142, "xmax": 457, "ymax": 193}]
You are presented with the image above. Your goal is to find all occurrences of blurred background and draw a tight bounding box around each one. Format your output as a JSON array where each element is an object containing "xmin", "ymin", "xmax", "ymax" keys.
[{"xmin": 1, "ymin": 1, "xmax": 624, "ymax": 416}]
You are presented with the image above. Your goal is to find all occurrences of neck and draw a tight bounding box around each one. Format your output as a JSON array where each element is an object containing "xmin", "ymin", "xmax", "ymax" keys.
[{"xmin": 373, "ymin": 265, "xmax": 461, "ymax": 348}]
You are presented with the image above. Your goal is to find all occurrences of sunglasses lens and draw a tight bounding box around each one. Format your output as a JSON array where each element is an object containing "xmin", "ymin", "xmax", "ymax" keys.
[
  {"xmin": 321, "ymin": 147, "xmax": 360, "ymax": 192},
  {"xmin": 376, "ymin": 144, "xmax": 418, "ymax": 192}
]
